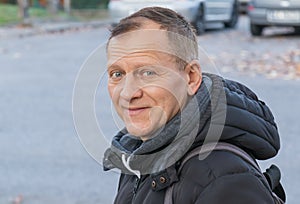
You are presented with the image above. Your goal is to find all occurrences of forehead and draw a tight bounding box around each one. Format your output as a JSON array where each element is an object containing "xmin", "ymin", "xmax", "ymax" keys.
[{"xmin": 107, "ymin": 29, "xmax": 173, "ymax": 67}]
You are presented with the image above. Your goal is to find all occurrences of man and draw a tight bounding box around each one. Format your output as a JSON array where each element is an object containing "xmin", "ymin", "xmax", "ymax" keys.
[{"xmin": 103, "ymin": 7, "xmax": 282, "ymax": 204}]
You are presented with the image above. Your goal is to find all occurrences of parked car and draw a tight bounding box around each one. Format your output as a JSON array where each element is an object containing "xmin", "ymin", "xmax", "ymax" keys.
[
  {"xmin": 108, "ymin": 0, "xmax": 239, "ymax": 35},
  {"xmin": 248, "ymin": 0, "xmax": 300, "ymax": 36}
]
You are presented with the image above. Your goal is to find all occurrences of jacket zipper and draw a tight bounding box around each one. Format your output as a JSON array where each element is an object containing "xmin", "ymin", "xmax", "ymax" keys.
[{"xmin": 132, "ymin": 176, "xmax": 141, "ymax": 203}]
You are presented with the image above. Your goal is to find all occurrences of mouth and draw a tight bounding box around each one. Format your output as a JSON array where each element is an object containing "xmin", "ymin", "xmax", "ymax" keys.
[{"xmin": 124, "ymin": 107, "xmax": 150, "ymax": 116}]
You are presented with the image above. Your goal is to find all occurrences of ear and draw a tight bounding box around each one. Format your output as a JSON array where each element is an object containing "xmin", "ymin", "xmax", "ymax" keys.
[{"xmin": 184, "ymin": 60, "xmax": 202, "ymax": 96}]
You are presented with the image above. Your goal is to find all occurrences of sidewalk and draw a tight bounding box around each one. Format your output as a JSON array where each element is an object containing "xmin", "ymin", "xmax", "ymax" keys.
[{"xmin": 0, "ymin": 19, "xmax": 112, "ymax": 39}]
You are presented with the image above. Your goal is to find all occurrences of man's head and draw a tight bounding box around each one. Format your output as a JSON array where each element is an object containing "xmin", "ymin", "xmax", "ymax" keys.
[
  {"xmin": 108, "ymin": 6, "xmax": 198, "ymax": 69},
  {"xmin": 106, "ymin": 7, "xmax": 202, "ymax": 140}
]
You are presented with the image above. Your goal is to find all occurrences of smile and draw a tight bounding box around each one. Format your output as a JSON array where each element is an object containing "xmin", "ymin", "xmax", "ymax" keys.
[{"xmin": 125, "ymin": 107, "xmax": 149, "ymax": 116}]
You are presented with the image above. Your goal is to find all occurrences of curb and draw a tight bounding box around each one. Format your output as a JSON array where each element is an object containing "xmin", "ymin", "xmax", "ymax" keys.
[{"xmin": 0, "ymin": 19, "xmax": 111, "ymax": 39}]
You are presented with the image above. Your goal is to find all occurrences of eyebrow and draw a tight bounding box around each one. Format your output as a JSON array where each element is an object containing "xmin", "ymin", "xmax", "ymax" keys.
[
  {"xmin": 108, "ymin": 60, "xmax": 162, "ymax": 70},
  {"xmin": 107, "ymin": 63, "xmax": 122, "ymax": 69}
]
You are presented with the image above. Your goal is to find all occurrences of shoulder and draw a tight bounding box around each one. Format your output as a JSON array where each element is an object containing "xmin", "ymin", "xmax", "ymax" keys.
[
  {"xmin": 179, "ymin": 150, "xmax": 253, "ymax": 185},
  {"xmin": 172, "ymin": 150, "xmax": 272, "ymax": 203}
]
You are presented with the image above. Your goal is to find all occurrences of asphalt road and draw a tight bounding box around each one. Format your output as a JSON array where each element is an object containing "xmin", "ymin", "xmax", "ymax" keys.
[{"xmin": 1, "ymin": 15, "xmax": 299, "ymax": 204}]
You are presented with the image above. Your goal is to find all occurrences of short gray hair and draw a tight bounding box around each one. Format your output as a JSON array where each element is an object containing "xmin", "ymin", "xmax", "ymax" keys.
[{"xmin": 108, "ymin": 6, "xmax": 198, "ymax": 69}]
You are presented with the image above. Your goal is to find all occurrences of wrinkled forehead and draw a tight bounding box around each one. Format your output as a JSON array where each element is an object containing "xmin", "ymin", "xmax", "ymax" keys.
[{"xmin": 107, "ymin": 29, "xmax": 173, "ymax": 67}]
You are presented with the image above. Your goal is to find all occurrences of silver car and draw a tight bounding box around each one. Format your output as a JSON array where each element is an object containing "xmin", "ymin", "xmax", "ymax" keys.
[
  {"xmin": 108, "ymin": 0, "xmax": 239, "ymax": 35},
  {"xmin": 248, "ymin": 0, "xmax": 300, "ymax": 36}
]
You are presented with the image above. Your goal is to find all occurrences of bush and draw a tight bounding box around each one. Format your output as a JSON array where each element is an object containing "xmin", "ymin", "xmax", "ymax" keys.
[
  {"xmin": 71, "ymin": 0, "xmax": 109, "ymax": 9},
  {"xmin": 0, "ymin": 4, "xmax": 18, "ymax": 25},
  {"xmin": 6, "ymin": 0, "xmax": 17, "ymax": 4}
]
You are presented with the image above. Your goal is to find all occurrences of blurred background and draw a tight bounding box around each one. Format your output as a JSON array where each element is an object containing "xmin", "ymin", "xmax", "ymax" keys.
[
  {"xmin": 0, "ymin": 0, "xmax": 300, "ymax": 204},
  {"xmin": 0, "ymin": 0, "xmax": 109, "ymax": 25}
]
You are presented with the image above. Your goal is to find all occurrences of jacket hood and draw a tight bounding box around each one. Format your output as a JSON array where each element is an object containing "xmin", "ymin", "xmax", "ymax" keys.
[
  {"xmin": 103, "ymin": 73, "xmax": 280, "ymax": 175},
  {"xmin": 195, "ymin": 73, "xmax": 280, "ymax": 160}
]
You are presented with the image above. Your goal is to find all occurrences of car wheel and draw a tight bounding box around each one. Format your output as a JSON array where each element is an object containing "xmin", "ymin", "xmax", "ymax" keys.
[
  {"xmin": 294, "ymin": 26, "xmax": 300, "ymax": 33},
  {"xmin": 250, "ymin": 23, "xmax": 264, "ymax": 36},
  {"xmin": 193, "ymin": 4, "xmax": 205, "ymax": 35},
  {"xmin": 224, "ymin": 0, "xmax": 239, "ymax": 28}
]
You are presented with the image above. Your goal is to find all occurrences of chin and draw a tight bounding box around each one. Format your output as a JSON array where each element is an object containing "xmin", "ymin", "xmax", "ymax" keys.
[
  {"xmin": 126, "ymin": 121, "xmax": 166, "ymax": 141},
  {"xmin": 126, "ymin": 123, "xmax": 161, "ymax": 140},
  {"xmin": 127, "ymin": 127, "xmax": 152, "ymax": 138}
]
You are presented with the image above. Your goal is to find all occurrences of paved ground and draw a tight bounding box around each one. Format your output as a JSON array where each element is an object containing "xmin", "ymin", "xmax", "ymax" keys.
[
  {"xmin": 0, "ymin": 26, "xmax": 119, "ymax": 204},
  {"xmin": 0, "ymin": 15, "xmax": 299, "ymax": 203}
]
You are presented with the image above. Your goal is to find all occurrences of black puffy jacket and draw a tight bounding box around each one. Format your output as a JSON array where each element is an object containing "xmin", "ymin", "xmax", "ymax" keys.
[{"xmin": 104, "ymin": 73, "xmax": 280, "ymax": 204}]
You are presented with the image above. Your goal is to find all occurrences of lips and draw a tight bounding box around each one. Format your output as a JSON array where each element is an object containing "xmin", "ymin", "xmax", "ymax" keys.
[{"xmin": 123, "ymin": 106, "xmax": 150, "ymax": 116}]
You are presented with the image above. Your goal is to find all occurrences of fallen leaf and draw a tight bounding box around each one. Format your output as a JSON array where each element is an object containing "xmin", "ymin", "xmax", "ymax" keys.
[{"xmin": 12, "ymin": 195, "xmax": 23, "ymax": 204}]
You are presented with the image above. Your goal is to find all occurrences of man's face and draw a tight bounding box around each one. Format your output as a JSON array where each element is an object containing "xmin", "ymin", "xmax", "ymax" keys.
[{"xmin": 107, "ymin": 27, "xmax": 190, "ymax": 140}]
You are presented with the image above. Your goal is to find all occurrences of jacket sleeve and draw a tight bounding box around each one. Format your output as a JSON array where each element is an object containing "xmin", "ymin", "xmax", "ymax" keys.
[{"xmin": 194, "ymin": 172, "xmax": 275, "ymax": 204}]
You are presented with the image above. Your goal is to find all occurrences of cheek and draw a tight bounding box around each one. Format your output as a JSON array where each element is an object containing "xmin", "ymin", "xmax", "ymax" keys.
[
  {"xmin": 165, "ymin": 94, "xmax": 182, "ymax": 112},
  {"xmin": 173, "ymin": 75, "xmax": 189, "ymax": 97},
  {"xmin": 108, "ymin": 83, "xmax": 119, "ymax": 98},
  {"xmin": 147, "ymin": 88, "xmax": 181, "ymax": 112},
  {"xmin": 164, "ymin": 81, "xmax": 188, "ymax": 105},
  {"xmin": 107, "ymin": 88, "xmax": 113, "ymax": 100},
  {"xmin": 158, "ymin": 94, "xmax": 182, "ymax": 122},
  {"xmin": 108, "ymin": 85, "xmax": 119, "ymax": 106}
]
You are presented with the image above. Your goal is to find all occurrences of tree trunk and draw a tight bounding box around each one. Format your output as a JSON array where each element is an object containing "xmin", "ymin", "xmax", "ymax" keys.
[
  {"xmin": 17, "ymin": 0, "xmax": 30, "ymax": 24},
  {"xmin": 64, "ymin": 0, "xmax": 71, "ymax": 15},
  {"xmin": 47, "ymin": 0, "xmax": 59, "ymax": 15}
]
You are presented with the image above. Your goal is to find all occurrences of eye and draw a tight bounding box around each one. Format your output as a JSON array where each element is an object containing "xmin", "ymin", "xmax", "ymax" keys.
[
  {"xmin": 141, "ymin": 70, "xmax": 157, "ymax": 77},
  {"xmin": 110, "ymin": 71, "xmax": 124, "ymax": 80}
]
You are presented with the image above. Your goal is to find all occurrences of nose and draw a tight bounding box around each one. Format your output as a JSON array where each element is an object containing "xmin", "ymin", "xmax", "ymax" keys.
[{"xmin": 120, "ymin": 74, "xmax": 143, "ymax": 101}]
